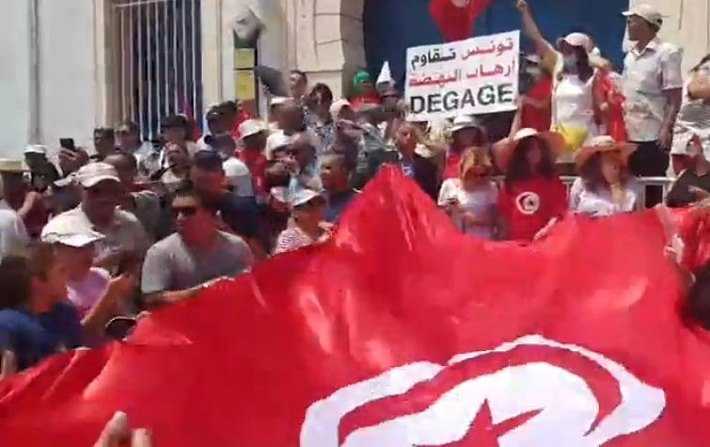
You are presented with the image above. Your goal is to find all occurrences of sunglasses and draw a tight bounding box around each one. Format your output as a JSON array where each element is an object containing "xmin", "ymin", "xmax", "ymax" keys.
[{"xmin": 172, "ymin": 206, "xmax": 198, "ymax": 217}]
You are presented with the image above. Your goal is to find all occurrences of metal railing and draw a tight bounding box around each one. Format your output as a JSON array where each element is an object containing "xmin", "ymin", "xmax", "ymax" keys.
[
  {"xmin": 560, "ymin": 176, "xmax": 674, "ymax": 208},
  {"xmin": 114, "ymin": 0, "xmax": 203, "ymax": 141}
]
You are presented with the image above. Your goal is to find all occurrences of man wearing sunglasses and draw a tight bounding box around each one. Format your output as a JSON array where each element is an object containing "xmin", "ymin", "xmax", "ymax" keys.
[{"xmin": 141, "ymin": 182, "xmax": 254, "ymax": 308}]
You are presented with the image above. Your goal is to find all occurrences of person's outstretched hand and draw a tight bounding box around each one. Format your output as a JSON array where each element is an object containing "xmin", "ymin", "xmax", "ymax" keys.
[
  {"xmin": 515, "ymin": 0, "xmax": 529, "ymax": 13},
  {"xmin": 0, "ymin": 350, "xmax": 16, "ymax": 379},
  {"xmin": 94, "ymin": 412, "xmax": 152, "ymax": 447}
]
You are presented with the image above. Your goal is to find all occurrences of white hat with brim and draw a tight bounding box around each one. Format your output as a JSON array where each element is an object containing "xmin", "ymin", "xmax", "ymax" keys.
[
  {"xmin": 41, "ymin": 215, "xmax": 105, "ymax": 248},
  {"xmin": 289, "ymin": 188, "xmax": 325, "ymax": 208},
  {"xmin": 451, "ymin": 114, "xmax": 485, "ymax": 134},
  {"xmin": 622, "ymin": 3, "xmax": 664, "ymax": 28},
  {"xmin": 0, "ymin": 159, "xmax": 28, "ymax": 173},
  {"xmin": 76, "ymin": 162, "xmax": 121, "ymax": 188},
  {"xmin": 24, "ymin": 145, "xmax": 48, "ymax": 155},
  {"xmin": 238, "ymin": 119, "xmax": 267, "ymax": 139},
  {"xmin": 493, "ymin": 128, "xmax": 566, "ymax": 172}
]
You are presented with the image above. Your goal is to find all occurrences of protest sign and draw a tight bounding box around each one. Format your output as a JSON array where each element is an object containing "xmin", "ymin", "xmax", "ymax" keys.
[{"xmin": 406, "ymin": 31, "xmax": 520, "ymax": 121}]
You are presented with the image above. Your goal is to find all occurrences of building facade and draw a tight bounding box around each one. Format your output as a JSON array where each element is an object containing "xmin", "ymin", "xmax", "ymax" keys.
[{"xmin": 0, "ymin": 0, "xmax": 708, "ymax": 157}]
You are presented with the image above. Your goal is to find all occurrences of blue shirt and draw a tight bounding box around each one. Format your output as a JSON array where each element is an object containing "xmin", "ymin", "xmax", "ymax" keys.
[{"xmin": 0, "ymin": 302, "xmax": 82, "ymax": 370}]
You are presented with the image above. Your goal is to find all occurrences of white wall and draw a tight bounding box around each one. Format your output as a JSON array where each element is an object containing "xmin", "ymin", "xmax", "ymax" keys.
[
  {"xmin": 0, "ymin": 0, "xmax": 32, "ymax": 157},
  {"xmin": 38, "ymin": 0, "xmax": 98, "ymax": 150}
]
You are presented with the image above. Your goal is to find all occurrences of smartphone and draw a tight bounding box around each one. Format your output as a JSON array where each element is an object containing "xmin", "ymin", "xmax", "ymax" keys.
[
  {"xmin": 104, "ymin": 316, "xmax": 138, "ymax": 340},
  {"xmin": 59, "ymin": 138, "xmax": 76, "ymax": 152}
]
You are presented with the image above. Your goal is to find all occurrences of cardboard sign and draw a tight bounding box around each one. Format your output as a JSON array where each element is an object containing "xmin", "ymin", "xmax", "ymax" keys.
[{"xmin": 406, "ymin": 31, "xmax": 520, "ymax": 120}]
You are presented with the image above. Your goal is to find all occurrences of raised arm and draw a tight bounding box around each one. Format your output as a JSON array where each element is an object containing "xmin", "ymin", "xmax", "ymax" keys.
[{"xmin": 515, "ymin": 0, "xmax": 556, "ymax": 61}]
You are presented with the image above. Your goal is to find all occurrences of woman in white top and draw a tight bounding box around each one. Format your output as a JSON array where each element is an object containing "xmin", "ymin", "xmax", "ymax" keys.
[
  {"xmin": 438, "ymin": 149, "xmax": 498, "ymax": 239},
  {"xmin": 516, "ymin": 0, "xmax": 604, "ymax": 158},
  {"xmin": 570, "ymin": 136, "xmax": 641, "ymax": 217},
  {"xmin": 672, "ymin": 55, "xmax": 710, "ymax": 159}
]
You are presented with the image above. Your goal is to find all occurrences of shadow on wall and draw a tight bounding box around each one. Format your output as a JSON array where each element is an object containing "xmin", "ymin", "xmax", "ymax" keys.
[{"xmin": 364, "ymin": 0, "xmax": 628, "ymax": 88}]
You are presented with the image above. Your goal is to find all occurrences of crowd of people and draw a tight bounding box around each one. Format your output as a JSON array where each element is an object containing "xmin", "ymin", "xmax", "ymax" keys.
[{"xmin": 0, "ymin": 1, "xmax": 709, "ymax": 384}]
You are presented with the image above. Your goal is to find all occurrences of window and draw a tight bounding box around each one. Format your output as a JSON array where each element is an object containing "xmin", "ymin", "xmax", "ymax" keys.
[{"xmin": 114, "ymin": 0, "xmax": 203, "ymax": 141}]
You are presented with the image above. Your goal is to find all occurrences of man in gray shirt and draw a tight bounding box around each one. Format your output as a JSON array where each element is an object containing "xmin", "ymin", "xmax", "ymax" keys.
[{"xmin": 141, "ymin": 183, "xmax": 254, "ymax": 307}]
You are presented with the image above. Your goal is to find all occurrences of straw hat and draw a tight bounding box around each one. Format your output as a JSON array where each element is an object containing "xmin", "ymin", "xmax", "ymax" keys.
[
  {"xmin": 493, "ymin": 128, "xmax": 565, "ymax": 172},
  {"xmin": 0, "ymin": 159, "xmax": 28, "ymax": 173},
  {"xmin": 575, "ymin": 136, "xmax": 637, "ymax": 169}
]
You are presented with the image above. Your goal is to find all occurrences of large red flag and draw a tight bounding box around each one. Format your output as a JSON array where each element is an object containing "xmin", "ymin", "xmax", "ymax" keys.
[{"xmin": 2, "ymin": 168, "xmax": 710, "ymax": 446}]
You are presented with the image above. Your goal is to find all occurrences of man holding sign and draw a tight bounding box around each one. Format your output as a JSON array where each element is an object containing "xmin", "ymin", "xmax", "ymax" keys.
[{"xmin": 406, "ymin": 31, "xmax": 520, "ymax": 121}]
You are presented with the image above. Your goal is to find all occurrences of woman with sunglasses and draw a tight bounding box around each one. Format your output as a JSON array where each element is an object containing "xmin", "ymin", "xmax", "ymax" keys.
[{"xmin": 438, "ymin": 149, "xmax": 498, "ymax": 240}]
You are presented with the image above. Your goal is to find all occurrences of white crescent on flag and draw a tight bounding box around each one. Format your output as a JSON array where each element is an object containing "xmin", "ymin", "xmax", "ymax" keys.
[{"xmin": 301, "ymin": 335, "xmax": 666, "ymax": 446}]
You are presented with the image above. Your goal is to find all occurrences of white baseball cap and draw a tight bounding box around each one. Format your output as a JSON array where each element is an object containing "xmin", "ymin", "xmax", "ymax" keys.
[
  {"xmin": 265, "ymin": 132, "xmax": 293, "ymax": 159},
  {"xmin": 289, "ymin": 188, "xmax": 325, "ymax": 208},
  {"xmin": 450, "ymin": 114, "xmax": 484, "ymax": 134},
  {"xmin": 622, "ymin": 3, "xmax": 664, "ymax": 28},
  {"xmin": 238, "ymin": 119, "xmax": 267, "ymax": 139},
  {"xmin": 76, "ymin": 162, "xmax": 121, "ymax": 188},
  {"xmin": 41, "ymin": 215, "xmax": 105, "ymax": 248},
  {"xmin": 558, "ymin": 32, "xmax": 594, "ymax": 52}
]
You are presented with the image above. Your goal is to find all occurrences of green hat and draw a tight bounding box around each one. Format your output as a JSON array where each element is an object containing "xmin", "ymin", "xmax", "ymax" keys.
[{"xmin": 353, "ymin": 70, "xmax": 372, "ymax": 88}]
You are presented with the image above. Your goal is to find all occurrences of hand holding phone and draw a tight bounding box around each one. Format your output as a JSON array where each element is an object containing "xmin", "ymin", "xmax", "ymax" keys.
[{"xmin": 59, "ymin": 138, "xmax": 76, "ymax": 152}]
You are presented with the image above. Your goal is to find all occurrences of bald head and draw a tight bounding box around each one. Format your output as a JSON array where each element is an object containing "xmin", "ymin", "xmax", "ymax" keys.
[{"xmin": 278, "ymin": 100, "xmax": 305, "ymax": 133}]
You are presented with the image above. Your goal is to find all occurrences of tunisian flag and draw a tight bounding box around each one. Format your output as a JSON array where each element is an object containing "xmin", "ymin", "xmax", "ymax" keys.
[{"xmin": 2, "ymin": 168, "xmax": 710, "ymax": 445}]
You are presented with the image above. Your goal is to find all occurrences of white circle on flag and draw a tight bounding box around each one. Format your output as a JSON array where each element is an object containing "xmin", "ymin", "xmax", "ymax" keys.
[{"xmin": 515, "ymin": 192, "xmax": 541, "ymax": 215}]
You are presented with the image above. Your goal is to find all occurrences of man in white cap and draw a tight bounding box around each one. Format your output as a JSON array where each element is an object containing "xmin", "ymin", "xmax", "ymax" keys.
[
  {"xmin": 666, "ymin": 135, "xmax": 710, "ymax": 207},
  {"xmin": 238, "ymin": 119, "xmax": 269, "ymax": 199},
  {"xmin": 622, "ymin": 3, "xmax": 683, "ymax": 206},
  {"xmin": 41, "ymin": 218, "xmax": 136, "ymax": 338},
  {"xmin": 46, "ymin": 162, "xmax": 149, "ymax": 272}
]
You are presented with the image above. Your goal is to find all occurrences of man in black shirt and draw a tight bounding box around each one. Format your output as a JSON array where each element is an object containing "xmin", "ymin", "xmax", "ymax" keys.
[
  {"xmin": 190, "ymin": 151, "xmax": 260, "ymax": 243},
  {"xmin": 320, "ymin": 151, "xmax": 358, "ymax": 223}
]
